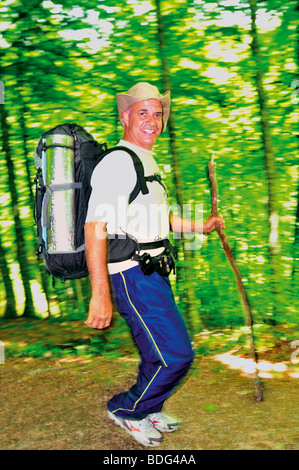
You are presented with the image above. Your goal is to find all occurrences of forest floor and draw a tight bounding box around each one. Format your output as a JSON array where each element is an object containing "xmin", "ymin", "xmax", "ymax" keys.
[{"xmin": 1, "ymin": 318, "xmax": 299, "ymax": 451}]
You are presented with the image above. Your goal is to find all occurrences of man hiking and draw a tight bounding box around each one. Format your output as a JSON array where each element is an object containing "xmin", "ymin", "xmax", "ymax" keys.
[{"xmin": 84, "ymin": 82, "xmax": 224, "ymax": 447}]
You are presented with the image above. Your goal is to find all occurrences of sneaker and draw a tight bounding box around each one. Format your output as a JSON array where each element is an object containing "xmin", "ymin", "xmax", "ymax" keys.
[
  {"xmin": 148, "ymin": 412, "xmax": 180, "ymax": 433},
  {"xmin": 107, "ymin": 410, "xmax": 162, "ymax": 447}
]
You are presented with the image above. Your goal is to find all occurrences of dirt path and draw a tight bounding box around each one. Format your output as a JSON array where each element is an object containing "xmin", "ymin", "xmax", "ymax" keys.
[{"xmin": 1, "ymin": 355, "xmax": 298, "ymax": 450}]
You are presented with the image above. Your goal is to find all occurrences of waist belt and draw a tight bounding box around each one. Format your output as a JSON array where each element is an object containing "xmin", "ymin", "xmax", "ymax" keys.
[
  {"xmin": 134, "ymin": 238, "xmax": 170, "ymax": 253},
  {"xmin": 107, "ymin": 236, "xmax": 177, "ymax": 277},
  {"xmin": 132, "ymin": 239, "xmax": 178, "ymax": 277}
]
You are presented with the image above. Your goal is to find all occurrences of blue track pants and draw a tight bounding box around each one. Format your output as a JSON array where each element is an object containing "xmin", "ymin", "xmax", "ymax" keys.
[{"xmin": 107, "ymin": 266, "xmax": 194, "ymax": 420}]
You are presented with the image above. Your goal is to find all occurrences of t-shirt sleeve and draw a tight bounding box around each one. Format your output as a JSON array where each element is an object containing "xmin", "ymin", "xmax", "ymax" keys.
[{"xmin": 85, "ymin": 150, "xmax": 137, "ymax": 230}]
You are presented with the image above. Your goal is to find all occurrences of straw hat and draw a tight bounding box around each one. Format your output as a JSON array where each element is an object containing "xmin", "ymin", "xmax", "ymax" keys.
[{"xmin": 116, "ymin": 82, "xmax": 171, "ymax": 133}]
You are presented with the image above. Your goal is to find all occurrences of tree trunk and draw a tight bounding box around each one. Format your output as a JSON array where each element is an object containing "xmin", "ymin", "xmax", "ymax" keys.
[
  {"xmin": 292, "ymin": 179, "xmax": 299, "ymax": 284},
  {"xmin": 0, "ymin": 231, "xmax": 18, "ymax": 318},
  {"xmin": 15, "ymin": 87, "xmax": 51, "ymax": 315},
  {"xmin": 0, "ymin": 102, "xmax": 36, "ymax": 317},
  {"xmin": 249, "ymin": 0, "xmax": 280, "ymax": 321},
  {"xmin": 155, "ymin": 0, "xmax": 200, "ymax": 335},
  {"xmin": 17, "ymin": 98, "xmax": 33, "ymax": 204}
]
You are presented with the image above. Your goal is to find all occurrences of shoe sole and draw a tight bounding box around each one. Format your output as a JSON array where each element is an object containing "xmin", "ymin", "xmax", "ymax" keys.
[{"xmin": 107, "ymin": 411, "xmax": 162, "ymax": 447}]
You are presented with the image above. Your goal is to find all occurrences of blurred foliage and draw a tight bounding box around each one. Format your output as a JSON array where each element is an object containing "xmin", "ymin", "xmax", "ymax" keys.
[{"xmin": 0, "ymin": 0, "xmax": 298, "ymax": 356}]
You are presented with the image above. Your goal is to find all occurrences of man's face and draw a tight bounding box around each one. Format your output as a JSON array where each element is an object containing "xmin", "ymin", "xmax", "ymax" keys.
[{"xmin": 122, "ymin": 99, "xmax": 163, "ymax": 150}]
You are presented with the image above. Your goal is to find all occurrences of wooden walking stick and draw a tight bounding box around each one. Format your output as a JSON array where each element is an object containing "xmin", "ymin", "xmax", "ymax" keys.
[{"xmin": 208, "ymin": 155, "xmax": 264, "ymax": 402}]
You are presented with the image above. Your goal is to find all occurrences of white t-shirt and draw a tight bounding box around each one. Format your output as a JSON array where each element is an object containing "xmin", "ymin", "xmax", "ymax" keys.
[{"xmin": 85, "ymin": 140, "xmax": 169, "ymax": 274}]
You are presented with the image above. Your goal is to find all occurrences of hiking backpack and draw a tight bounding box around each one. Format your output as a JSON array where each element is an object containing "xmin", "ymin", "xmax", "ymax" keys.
[{"xmin": 34, "ymin": 122, "xmax": 167, "ymax": 281}]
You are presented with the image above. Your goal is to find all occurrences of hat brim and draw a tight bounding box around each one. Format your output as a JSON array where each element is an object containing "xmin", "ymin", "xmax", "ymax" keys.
[{"xmin": 116, "ymin": 90, "xmax": 171, "ymax": 133}]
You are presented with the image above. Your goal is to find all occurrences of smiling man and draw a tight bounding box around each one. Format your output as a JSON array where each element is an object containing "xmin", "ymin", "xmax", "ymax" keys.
[
  {"xmin": 122, "ymin": 99, "xmax": 163, "ymax": 150},
  {"xmin": 84, "ymin": 82, "xmax": 223, "ymax": 447}
]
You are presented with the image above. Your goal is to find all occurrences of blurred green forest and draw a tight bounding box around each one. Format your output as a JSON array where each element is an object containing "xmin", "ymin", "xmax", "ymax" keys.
[{"xmin": 0, "ymin": 0, "xmax": 298, "ymax": 357}]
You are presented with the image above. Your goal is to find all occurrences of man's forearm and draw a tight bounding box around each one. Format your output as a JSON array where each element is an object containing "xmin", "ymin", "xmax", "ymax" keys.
[
  {"xmin": 169, "ymin": 213, "xmax": 224, "ymax": 235},
  {"xmin": 84, "ymin": 221, "xmax": 114, "ymax": 329},
  {"xmin": 169, "ymin": 214, "xmax": 203, "ymax": 234},
  {"xmin": 84, "ymin": 221, "xmax": 111, "ymax": 297}
]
